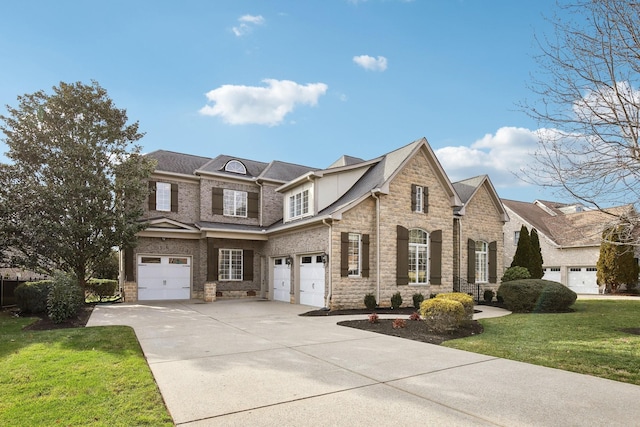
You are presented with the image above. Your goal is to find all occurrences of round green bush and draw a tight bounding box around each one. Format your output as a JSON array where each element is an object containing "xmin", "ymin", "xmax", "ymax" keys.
[
  {"xmin": 435, "ymin": 292, "xmax": 474, "ymax": 321},
  {"xmin": 14, "ymin": 280, "xmax": 53, "ymax": 313},
  {"xmin": 419, "ymin": 298, "xmax": 465, "ymax": 332},
  {"xmin": 47, "ymin": 273, "xmax": 83, "ymax": 324},
  {"xmin": 87, "ymin": 278, "xmax": 118, "ymax": 300},
  {"xmin": 497, "ymin": 279, "xmax": 577, "ymax": 313},
  {"xmin": 391, "ymin": 291, "xmax": 403, "ymax": 309},
  {"xmin": 501, "ymin": 266, "xmax": 531, "ymax": 282},
  {"xmin": 412, "ymin": 292, "xmax": 424, "ymax": 309},
  {"xmin": 364, "ymin": 293, "xmax": 377, "ymax": 310}
]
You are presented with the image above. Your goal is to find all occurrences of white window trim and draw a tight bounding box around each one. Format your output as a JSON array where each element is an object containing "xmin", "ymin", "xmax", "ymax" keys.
[
  {"xmin": 348, "ymin": 233, "xmax": 361, "ymax": 277},
  {"xmin": 415, "ymin": 186, "xmax": 424, "ymax": 213},
  {"xmin": 225, "ymin": 160, "xmax": 247, "ymax": 174},
  {"xmin": 219, "ymin": 249, "xmax": 243, "ymax": 281},
  {"xmin": 223, "ymin": 189, "xmax": 248, "ymax": 217},
  {"xmin": 156, "ymin": 182, "xmax": 171, "ymax": 212},
  {"xmin": 475, "ymin": 241, "xmax": 489, "ymax": 284},
  {"xmin": 285, "ymin": 183, "xmax": 313, "ymax": 222},
  {"xmin": 409, "ymin": 229, "xmax": 429, "ymax": 285}
]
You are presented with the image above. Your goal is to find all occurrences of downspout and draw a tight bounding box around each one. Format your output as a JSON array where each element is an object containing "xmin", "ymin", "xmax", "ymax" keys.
[
  {"xmin": 371, "ymin": 189, "xmax": 382, "ymax": 304},
  {"xmin": 322, "ymin": 218, "xmax": 332, "ymax": 309},
  {"xmin": 255, "ymin": 179, "xmax": 264, "ymax": 227}
]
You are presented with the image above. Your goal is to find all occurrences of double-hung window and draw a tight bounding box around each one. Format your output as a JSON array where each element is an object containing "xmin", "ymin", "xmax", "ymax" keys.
[
  {"xmin": 347, "ymin": 233, "xmax": 361, "ymax": 276},
  {"xmin": 409, "ymin": 229, "xmax": 428, "ymax": 284},
  {"xmin": 219, "ymin": 249, "xmax": 243, "ymax": 281},
  {"xmin": 475, "ymin": 241, "xmax": 489, "ymax": 283},
  {"xmin": 223, "ymin": 189, "xmax": 248, "ymax": 217},
  {"xmin": 415, "ymin": 186, "xmax": 424, "ymax": 213},
  {"xmin": 155, "ymin": 182, "xmax": 172, "ymax": 212},
  {"xmin": 289, "ymin": 189, "xmax": 309, "ymax": 219}
]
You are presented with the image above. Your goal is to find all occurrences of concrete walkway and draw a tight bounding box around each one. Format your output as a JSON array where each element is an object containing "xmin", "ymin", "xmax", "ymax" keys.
[{"xmin": 87, "ymin": 299, "xmax": 640, "ymax": 426}]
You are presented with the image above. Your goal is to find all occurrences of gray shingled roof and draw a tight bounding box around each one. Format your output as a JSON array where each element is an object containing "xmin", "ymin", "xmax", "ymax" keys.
[
  {"xmin": 146, "ymin": 150, "xmax": 212, "ymax": 175},
  {"xmin": 197, "ymin": 155, "xmax": 270, "ymax": 178},
  {"xmin": 502, "ymin": 199, "xmax": 631, "ymax": 246},
  {"xmin": 260, "ymin": 161, "xmax": 318, "ymax": 182}
]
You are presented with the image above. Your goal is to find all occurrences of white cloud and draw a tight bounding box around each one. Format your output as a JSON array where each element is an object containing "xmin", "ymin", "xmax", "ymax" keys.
[
  {"xmin": 232, "ymin": 14, "xmax": 265, "ymax": 36},
  {"xmin": 199, "ymin": 79, "xmax": 328, "ymax": 126},
  {"xmin": 435, "ymin": 127, "xmax": 539, "ymax": 187},
  {"xmin": 353, "ymin": 55, "xmax": 388, "ymax": 71}
]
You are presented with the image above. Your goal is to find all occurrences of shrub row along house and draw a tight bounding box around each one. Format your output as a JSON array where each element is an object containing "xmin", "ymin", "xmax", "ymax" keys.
[
  {"xmin": 121, "ymin": 138, "xmax": 508, "ymax": 309},
  {"xmin": 502, "ymin": 199, "xmax": 634, "ymax": 294}
]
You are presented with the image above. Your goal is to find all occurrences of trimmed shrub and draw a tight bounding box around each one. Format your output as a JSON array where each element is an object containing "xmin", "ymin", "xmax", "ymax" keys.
[
  {"xmin": 364, "ymin": 293, "xmax": 377, "ymax": 310},
  {"xmin": 412, "ymin": 292, "xmax": 424, "ymax": 309},
  {"xmin": 47, "ymin": 273, "xmax": 83, "ymax": 323},
  {"xmin": 419, "ymin": 298, "xmax": 465, "ymax": 333},
  {"xmin": 15, "ymin": 280, "xmax": 53, "ymax": 314},
  {"xmin": 391, "ymin": 291, "xmax": 403, "ymax": 309},
  {"xmin": 436, "ymin": 292, "xmax": 474, "ymax": 321},
  {"xmin": 392, "ymin": 318, "xmax": 407, "ymax": 329},
  {"xmin": 368, "ymin": 313, "xmax": 379, "ymax": 324},
  {"xmin": 497, "ymin": 279, "xmax": 577, "ymax": 313},
  {"xmin": 501, "ymin": 266, "xmax": 531, "ymax": 282},
  {"xmin": 483, "ymin": 289, "xmax": 495, "ymax": 303},
  {"xmin": 409, "ymin": 312, "xmax": 421, "ymax": 321},
  {"xmin": 86, "ymin": 278, "xmax": 118, "ymax": 301}
]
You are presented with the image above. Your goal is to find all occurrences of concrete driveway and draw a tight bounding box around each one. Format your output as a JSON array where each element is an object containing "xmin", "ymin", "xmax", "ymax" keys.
[{"xmin": 87, "ymin": 299, "xmax": 640, "ymax": 426}]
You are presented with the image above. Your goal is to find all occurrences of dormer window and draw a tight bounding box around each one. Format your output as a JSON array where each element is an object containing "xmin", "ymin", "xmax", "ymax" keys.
[{"xmin": 224, "ymin": 160, "xmax": 247, "ymax": 175}]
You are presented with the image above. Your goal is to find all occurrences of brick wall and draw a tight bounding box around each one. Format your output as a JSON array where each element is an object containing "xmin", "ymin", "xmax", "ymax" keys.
[{"xmin": 145, "ymin": 176, "xmax": 200, "ymax": 224}]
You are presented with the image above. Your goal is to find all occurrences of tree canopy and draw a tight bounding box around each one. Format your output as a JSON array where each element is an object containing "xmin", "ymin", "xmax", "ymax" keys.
[
  {"xmin": 596, "ymin": 226, "xmax": 639, "ymax": 293},
  {"xmin": 511, "ymin": 225, "xmax": 531, "ymax": 273},
  {"xmin": 524, "ymin": 0, "xmax": 640, "ymax": 237},
  {"xmin": 529, "ymin": 229, "xmax": 544, "ymax": 279},
  {"xmin": 0, "ymin": 81, "xmax": 155, "ymax": 285}
]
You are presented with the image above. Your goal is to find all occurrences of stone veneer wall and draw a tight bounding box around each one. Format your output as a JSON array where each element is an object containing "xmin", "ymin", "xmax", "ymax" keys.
[
  {"xmin": 459, "ymin": 183, "xmax": 505, "ymax": 295},
  {"xmin": 330, "ymin": 153, "xmax": 455, "ymax": 309}
]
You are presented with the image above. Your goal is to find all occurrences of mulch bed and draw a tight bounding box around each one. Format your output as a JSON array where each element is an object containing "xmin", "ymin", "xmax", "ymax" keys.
[
  {"xmin": 18, "ymin": 304, "xmax": 95, "ymax": 331},
  {"xmin": 301, "ymin": 306, "xmax": 484, "ymax": 344}
]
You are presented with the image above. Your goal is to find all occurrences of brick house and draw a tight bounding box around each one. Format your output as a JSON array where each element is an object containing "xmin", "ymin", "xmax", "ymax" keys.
[
  {"xmin": 122, "ymin": 138, "xmax": 508, "ymax": 309},
  {"xmin": 502, "ymin": 199, "xmax": 634, "ymax": 294}
]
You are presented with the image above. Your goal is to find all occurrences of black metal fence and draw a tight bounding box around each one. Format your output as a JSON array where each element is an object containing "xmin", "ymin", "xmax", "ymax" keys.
[{"xmin": 453, "ymin": 276, "xmax": 481, "ymax": 302}]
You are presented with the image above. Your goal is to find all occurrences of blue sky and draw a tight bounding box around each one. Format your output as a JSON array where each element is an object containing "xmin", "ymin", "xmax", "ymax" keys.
[{"xmin": 1, "ymin": 0, "xmax": 565, "ymax": 202}]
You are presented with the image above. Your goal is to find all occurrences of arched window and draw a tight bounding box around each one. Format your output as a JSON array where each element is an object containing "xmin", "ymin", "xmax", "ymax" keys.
[
  {"xmin": 475, "ymin": 240, "xmax": 489, "ymax": 283},
  {"xmin": 409, "ymin": 229, "xmax": 429, "ymax": 284},
  {"xmin": 224, "ymin": 159, "xmax": 247, "ymax": 174}
]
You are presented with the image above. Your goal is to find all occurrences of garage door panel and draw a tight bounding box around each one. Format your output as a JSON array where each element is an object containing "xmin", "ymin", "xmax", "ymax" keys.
[
  {"xmin": 138, "ymin": 255, "xmax": 191, "ymax": 300},
  {"xmin": 300, "ymin": 255, "xmax": 325, "ymax": 308},
  {"xmin": 273, "ymin": 258, "xmax": 291, "ymax": 302},
  {"xmin": 568, "ymin": 267, "xmax": 598, "ymax": 294}
]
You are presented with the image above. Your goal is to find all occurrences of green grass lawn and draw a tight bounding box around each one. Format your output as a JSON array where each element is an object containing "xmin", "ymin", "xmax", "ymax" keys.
[
  {"xmin": 0, "ymin": 311, "xmax": 173, "ymax": 426},
  {"xmin": 445, "ymin": 300, "xmax": 640, "ymax": 385}
]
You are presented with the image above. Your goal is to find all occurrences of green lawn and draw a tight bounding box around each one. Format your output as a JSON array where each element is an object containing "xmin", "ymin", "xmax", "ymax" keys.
[
  {"xmin": 445, "ymin": 299, "xmax": 640, "ymax": 385},
  {"xmin": 0, "ymin": 311, "xmax": 173, "ymax": 426}
]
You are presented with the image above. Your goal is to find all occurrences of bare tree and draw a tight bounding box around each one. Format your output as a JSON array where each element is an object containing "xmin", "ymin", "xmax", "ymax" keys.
[{"xmin": 523, "ymin": 0, "xmax": 640, "ymax": 235}]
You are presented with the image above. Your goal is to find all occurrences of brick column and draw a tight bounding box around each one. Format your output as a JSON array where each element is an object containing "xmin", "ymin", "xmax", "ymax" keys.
[
  {"xmin": 204, "ymin": 282, "xmax": 217, "ymax": 302},
  {"xmin": 123, "ymin": 281, "xmax": 138, "ymax": 302}
]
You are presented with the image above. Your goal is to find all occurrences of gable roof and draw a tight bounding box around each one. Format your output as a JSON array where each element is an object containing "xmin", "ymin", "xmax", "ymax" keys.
[
  {"xmin": 502, "ymin": 199, "xmax": 632, "ymax": 247},
  {"xmin": 453, "ymin": 175, "xmax": 509, "ymax": 222}
]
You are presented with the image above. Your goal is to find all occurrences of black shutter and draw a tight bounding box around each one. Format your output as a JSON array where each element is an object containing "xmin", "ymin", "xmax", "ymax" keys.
[
  {"xmin": 340, "ymin": 232, "xmax": 349, "ymax": 277},
  {"xmin": 248, "ymin": 192, "xmax": 259, "ymax": 218},
  {"xmin": 411, "ymin": 184, "xmax": 417, "ymax": 212},
  {"xmin": 397, "ymin": 225, "xmax": 409, "ymax": 285},
  {"xmin": 430, "ymin": 230, "xmax": 442, "ymax": 285},
  {"xmin": 362, "ymin": 234, "xmax": 370, "ymax": 278},
  {"xmin": 244, "ymin": 250, "xmax": 254, "ymax": 281},
  {"xmin": 424, "ymin": 187, "xmax": 429, "ymax": 214},
  {"xmin": 124, "ymin": 247, "xmax": 134, "ymax": 281},
  {"xmin": 148, "ymin": 181, "xmax": 156, "ymax": 211},
  {"xmin": 489, "ymin": 241, "xmax": 497, "ymax": 283},
  {"xmin": 212, "ymin": 188, "xmax": 224, "ymax": 215},
  {"xmin": 207, "ymin": 238, "xmax": 217, "ymax": 281},
  {"xmin": 467, "ymin": 239, "xmax": 476, "ymax": 284},
  {"xmin": 170, "ymin": 183, "xmax": 178, "ymax": 212}
]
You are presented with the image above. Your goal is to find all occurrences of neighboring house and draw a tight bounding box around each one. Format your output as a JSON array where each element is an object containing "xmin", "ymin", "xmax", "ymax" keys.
[
  {"xmin": 121, "ymin": 138, "xmax": 508, "ymax": 309},
  {"xmin": 502, "ymin": 199, "xmax": 634, "ymax": 294}
]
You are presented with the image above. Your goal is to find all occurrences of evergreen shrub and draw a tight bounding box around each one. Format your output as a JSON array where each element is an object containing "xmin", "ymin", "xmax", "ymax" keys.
[
  {"xmin": 47, "ymin": 273, "xmax": 83, "ymax": 323},
  {"xmin": 391, "ymin": 291, "xmax": 403, "ymax": 309},
  {"xmin": 501, "ymin": 266, "xmax": 531, "ymax": 282},
  {"xmin": 435, "ymin": 292, "xmax": 474, "ymax": 320},
  {"xmin": 497, "ymin": 279, "xmax": 577, "ymax": 313},
  {"xmin": 15, "ymin": 280, "xmax": 53, "ymax": 313},
  {"xmin": 412, "ymin": 292, "xmax": 424, "ymax": 309},
  {"xmin": 419, "ymin": 298, "xmax": 465, "ymax": 332},
  {"xmin": 364, "ymin": 293, "xmax": 377, "ymax": 310}
]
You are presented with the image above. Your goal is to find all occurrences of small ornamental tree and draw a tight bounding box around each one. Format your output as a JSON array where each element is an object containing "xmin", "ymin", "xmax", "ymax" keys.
[
  {"xmin": 511, "ymin": 225, "xmax": 531, "ymax": 273},
  {"xmin": 597, "ymin": 227, "xmax": 640, "ymax": 293},
  {"xmin": 529, "ymin": 229, "xmax": 544, "ymax": 279}
]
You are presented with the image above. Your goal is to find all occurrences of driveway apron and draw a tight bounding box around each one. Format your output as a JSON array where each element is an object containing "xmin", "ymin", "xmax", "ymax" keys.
[{"xmin": 87, "ymin": 299, "xmax": 640, "ymax": 426}]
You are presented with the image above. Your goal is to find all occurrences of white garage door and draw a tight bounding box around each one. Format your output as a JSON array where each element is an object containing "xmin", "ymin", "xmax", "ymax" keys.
[
  {"xmin": 273, "ymin": 258, "xmax": 291, "ymax": 303},
  {"xmin": 543, "ymin": 267, "xmax": 561, "ymax": 283},
  {"xmin": 299, "ymin": 255, "xmax": 325, "ymax": 308},
  {"xmin": 138, "ymin": 255, "xmax": 191, "ymax": 300},
  {"xmin": 567, "ymin": 267, "xmax": 598, "ymax": 294}
]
